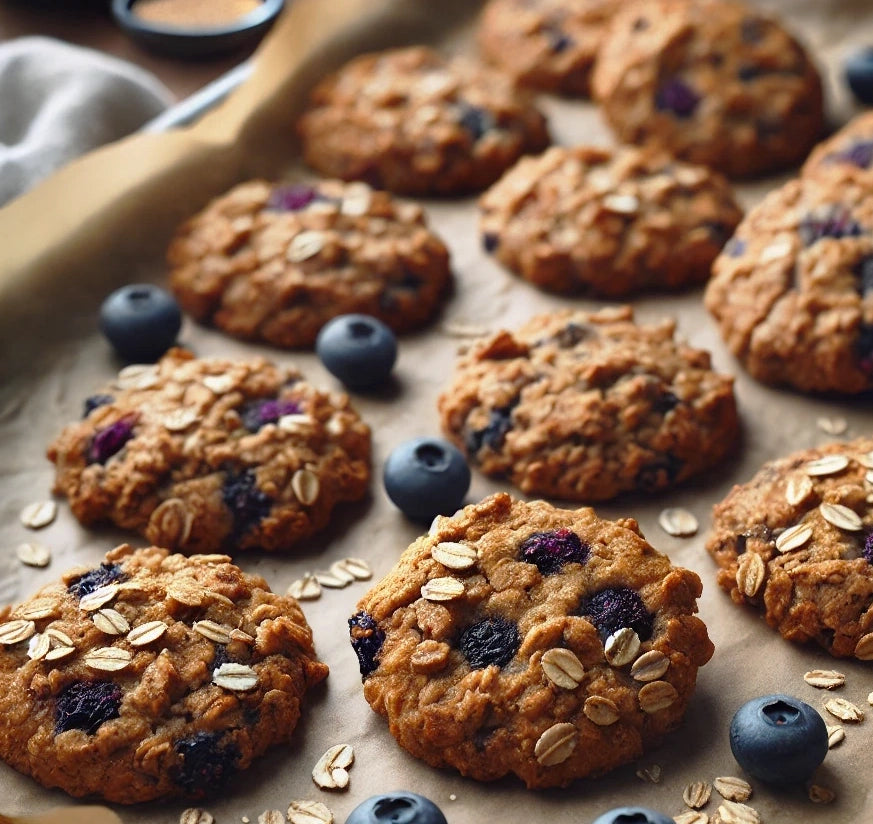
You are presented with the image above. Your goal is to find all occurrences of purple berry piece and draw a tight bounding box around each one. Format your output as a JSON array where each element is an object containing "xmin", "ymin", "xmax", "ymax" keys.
[
  {"xmin": 554, "ymin": 322, "xmax": 593, "ymax": 348},
  {"xmin": 798, "ymin": 205, "xmax": 864, "ymax": 246},
  {"xmin": 829, "ymin": 139, "xmax": 873, "ymax": 170},
  {"xmin": 173, "ymin": 731, "xmax": 240, "ymax": 797},
  {"xmin": 67, "ymin": 563, "xmax": 126, "ymax": 599},
  {"xmin": 482, "ymin": 232, "xmax": 499, "ymax": 253},
  {"xmin": 87, "ymin": 417, "xmax": 135, "ymax": 464},
  {"xmin": 518, "ymin": 528, "xmax": 590, "ymax": 575},
  {"xmin": 635, "ymin": 452, "xmax": 683, "ymax": 492},
  {"xmin": 465, "ymin": 403, "xmax": 515, "ymax": 456},
  {"xmin": 240, "ymin": 397, "xmax": 301, "ymax": 432},
  {"xmin": 863, "ymin": 534, "xmax": 873, "ymax": 564},
  {"xmin": 459, "ymin": 617, "xmax": 520, "ymax": 669},
  {"xmin": 652, "ymin": 390, "xmax": 680, "ymax": 414},
  {"xmin": 267, "ymin": 184, "xmax": 323, "ymax": 211},
  {"xmin": 580, "ymin": 587, "xmax": 653, "ymax": 640},
  {"xmin": 655, "ymin": 78, "xmax": 700, "ymax": 118},
  {"xmin": 221, "ymin": 468, "xmax": 272, "ymax": 537},
  {"xmin": 724, "ymin": 237, "xmax": 747, "ymax": 258},
  {"xmin": 456, "ymin": 101, "xmax": 496, "ymax": 141},
  {"xmin": 55, "ymin": 681, "xmax": 122, "ymax": 734},
  {"xmin": 82, "ymin": 394, "xmax": 114, "ymax": 418},
  {"xmin": 349, "ymin": 610, "xmax": 385, "ymax": 678},
  {"xmin": 543, "ymin": 24, "xmax": 572, "ymax": 53}
]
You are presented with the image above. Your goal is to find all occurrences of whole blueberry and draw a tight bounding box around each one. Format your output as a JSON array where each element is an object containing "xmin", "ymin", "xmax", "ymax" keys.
[
  {"xmin": 99, "ymin": 284, "xmax": 182, "ymax": 362},
  {"xmin": 845, "ymin": 47, "xmax": 873, "ymax": 105},
  {"xmin": 729, "ymin": 694, "xmax": 828, "ymax": 784},
  {"xmin": 590, "ymin": 807, "xmax": 674, "ymax": 824},
  {"xmin": 345, "ymin": 791, "xmax": 447, "ymax": 824},
  {"xmin": 383, "ymin": 436, "xmax": 470, "ymax": 522},
  {"xmin": 316, "ymin": 314, "xmax": 398, "ymax": 389}
]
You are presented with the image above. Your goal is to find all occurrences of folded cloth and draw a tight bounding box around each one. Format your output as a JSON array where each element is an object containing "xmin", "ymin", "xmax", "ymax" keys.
[{"xmin": 0, "ymin": 36, "xmax": 172, "ymax": 206}]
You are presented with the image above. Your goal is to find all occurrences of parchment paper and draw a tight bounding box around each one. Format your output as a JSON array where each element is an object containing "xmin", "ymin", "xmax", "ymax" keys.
[{"xmin": 0, "ymin": 1, "xmax": 872, "ymax": 822}]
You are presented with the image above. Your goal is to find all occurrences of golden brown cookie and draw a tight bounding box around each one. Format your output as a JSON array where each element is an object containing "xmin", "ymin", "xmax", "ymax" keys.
[
  {"xmin": 803, "ymin": 111, "xmax": 873, "ymax": 184},
  {"xmin": 479, "ymin": 144, "xmax": 743, "ymax": 296},
  {"xmin": 47, "ymin": 349, "xmax": 371, "ymax": 553},
  {"xmin": 707, "ymin": 438, "xmax": 873, "ymax": 660},
  {"xmin": 168, "ymin": 179, "xmax": 452, "ymax": 348},
  {"xmin": 350, "ymin": 493, "xmax": 713, "ymax": 788},
  {"xmin": 0, "ymin": 544, "xmax": 329, "ymax": 802},
  {"xmin": 297, "ymin": 46, "xmax": 550, "ymax": 195}
]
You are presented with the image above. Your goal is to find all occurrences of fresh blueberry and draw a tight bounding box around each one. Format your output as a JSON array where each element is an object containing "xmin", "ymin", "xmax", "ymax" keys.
[
  {"xmin": 345, "ymin": 791, "xmax": 447, "ymax": 824},
  {"xmin": 99, "ymin": 284, "xmax": 182, "ymax": 363},
  {"xmin": 54, "ymin": 680, "xmax": 122, "ymax": 735},
  {"xmin": 316, "ymin": 314, "xmax": 398, "ymax": 389},
  {"xmin": 590, "ymin": 808, "xmax": 674, "ymax": 824},
  {"xmin": 459, "ymin": 617, "xmax": 520, "ymax": 669},
  {"xmin": 729, "ymin": 694, "xmax": 828, "ymax": 784},
  {"xmin": 845, "ymin": 47, "xmax": 873, "ymax": 105},
  {"xmin": 383, "ymin": 436, "xmax": 470, "ymax": 522}
]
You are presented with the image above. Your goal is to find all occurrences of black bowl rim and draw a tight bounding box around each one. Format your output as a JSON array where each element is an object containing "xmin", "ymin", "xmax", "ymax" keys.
[{"xmin": 111, "ymin": 0, "xmax": 284, "ymax": 38}]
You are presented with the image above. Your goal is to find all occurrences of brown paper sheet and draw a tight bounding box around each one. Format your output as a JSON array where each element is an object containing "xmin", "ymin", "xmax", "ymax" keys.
[{"xmin": 1, "ymin": 1, "xmax": 872, "ymax": 822}]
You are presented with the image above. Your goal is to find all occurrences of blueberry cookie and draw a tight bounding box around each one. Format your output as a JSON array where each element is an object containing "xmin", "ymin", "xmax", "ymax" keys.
[
  {"xmin": 349, "ymin": 493, "xmax": 713, "ymax": 788},
  {"xmin": 297, "ymin": 46, "xmax": 550, "ymax": 195},
  {"xmin": 47, "ymin": 348, "xmax": 371, "ymax": 553},
  {"xmin": 168, "ymin": 179, "xmax": 452, "ymax": 348},
  {"xmin": 707, "ymin": 439, "xmax": 873, "ymax": 660},
  {"xmin": 591, "ymin": 0, "xmax": 824, "ymax": 178},
  {"xmin": 437, "ymin": 306, "xmax": 739, "ymax": 501},
  {"xmin": 802, "ymin": 111, "xmax": 873, "ymax": 184},
  {"xmin": 704, "ymin": 173, "xmax": 873, "ymax": 394},
  {"xmin": 0, "ymin": 544, "xmax": 329, "ymax": 802},
  {"xmin": 479, "ymin": 145, "xmax": 742, "ymax": 296},
  {"xmin": 476, "ymin": 0, "xmax": 618, "ymax": 96}
]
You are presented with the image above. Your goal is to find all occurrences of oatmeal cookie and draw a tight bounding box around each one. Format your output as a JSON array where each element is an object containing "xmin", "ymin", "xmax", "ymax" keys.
[
  {"xmin": 704, "ymin": 173, "xmax": 873, "ymax": 394},
  {"xmin": 47, "ymin": 349, "xmax": 371, "ymax": 553},
  {"xmin": 803, "ymin": 111, "xmax": 873, "ymax": 184},
  {"xmin": 476, "ymin": 0, "xmax": 618, "ymax": 96},
  {"xmin": 437, "ymin": 306, "xmax": 739, "ymax": 501},
  {"xmin": 479, "ymin": 145, "xmax": 742, "ymax": 296},
  {"xmin": 350, "ymin": 493, "xmax": 713, "ymax": 788},
  {"xmin": 591, "ymin": 0, "xmax": 824, "ymax": 178},
  {"xmin": 297, "ymin": 46, "xmax": 550, "ymax": 195},
  {"xmin": 0, "ymin": 544, "xmax": 329, "ymax": 803},
  {"xmin": 168, "ymin": 179, "xmax": 452, "ymax": 348},
  {"xmin": 707, "ymin": 439, "xmax": 873, "ymax": 660}
]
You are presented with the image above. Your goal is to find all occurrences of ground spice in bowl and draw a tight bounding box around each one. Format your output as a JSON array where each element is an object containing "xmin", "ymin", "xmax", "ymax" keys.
[{"xmin": 132, "ymin": 0, "xmax": 263, "ymax": 27}]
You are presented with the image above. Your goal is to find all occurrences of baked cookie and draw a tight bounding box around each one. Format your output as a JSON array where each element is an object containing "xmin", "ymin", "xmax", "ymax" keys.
[
  {"xmin": 438, "ymin": 306, "xmax": 739, "ymax": 501},
  {"xmin": 0, "ymin": 544, "xmax": 329, "ymax": 803},
  {"xmin": 47, "ymin": 348, "xmax": 371, "ymax": 553},
  {"xmin": 476, "ymin": 0, "xmax": 617, "ymax": 96},
  {"xmin": 349, "ymin": 492, "xmax": 713, "ymax": 788},
  {"xmin": 297, "ymin": 46, "xmax": 550, "ymax": 195},
  {"xmin": 803, "ymin": 111, "xmax": 873, "ymax": 184},
  {"xmin": 479, "ymin": 145, "xmax": 743, "ymax": 296},
  {"xmin": 168, "ymin": 179, "xmax": 452, "ymax": 348},
  {"xmin": 707, "ymin": 439, "xmax": 873, "ymax": 660},
  {"xmin": 704, "ymin": 173, "xmax": 873, "ymax": 394},
  {"xmin": 591, "ymin": 0, "xmax": 824, "ymax": 178}
]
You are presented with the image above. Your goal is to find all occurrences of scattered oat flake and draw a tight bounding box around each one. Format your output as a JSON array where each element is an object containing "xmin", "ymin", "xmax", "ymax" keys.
[
  {"xmin": 717, "ymin": 800, "xmax": 760, "ymax": 824},
  {"xmin": 16, "ymin": 598, "xmax": 57, "ymax": 621},
  {"xmin": 286, "ymin": 800, "xmax": 333, "ymax": 824},
  {"xmin": 658, "ymin": 507, "xmax": 698, "ymax": 537},
  {"xmin": 631, "ymin": 649, "xmax": 670, "ymax": 682},
  {"xmin": 213, "ymin": 662, "xmax": 258, "ymax": 691},
  {"xmin": 127, "ymin": 620, "xmax": 169, "ymax": 646},
  {"xmin": 823, "ymin": 696, "xmax": 864, "ymax": 722},
  {"xmin": 827, "ymin": 724, "xmax": 845, "ymax": 748},
  {"xmin": 180, "ymin": 809, "xmax": 214, "ymax": 824},
  {"xmin": 287, "ymin": 574, "xmax": 322, "ymax": 601},
  {"xmin": 808, "ymin": 784, "xmax": 836, "ymax": 804},
  {"xmin": 45, "ymin": 645, "xmax": 75, "ymax": 661},
  {"xmin": 785, "ymin": 474, "xmax": 813, "ymax": 506},
  {"xmin": 312, "ymin": 743, "xmax": 354, "ymax": 790},
  {"xmin": 674, "ymin": 813, "xmax": 709, "ymax": 824},
  {"xmin": 714, "ymin": 776, "xmax": 752, "ymax": 802},
  {"xmin": 15, "ymin": 541, "xmax": 51, "ymax": 568},
  {"xmin": 775, "ymin": 523, "xmax": 813, "ymax": 553},
  {"xmin": 803, "ymin": 669, "xmax": 846, "ymax": 689},
  {"xmin": 805, "ymin": 454, "xmax": 850, "ymax": 476},
  {"xmin": 583, "ymin": 695, "xmax": 620, "ymax": 726},
  {"xmin": 635, "ymin": 763, "xmax": 661, "ymax": 783},
  {"xmin": 27, "ymin": 633, "xmax": 50, "ymax": 661},
  {"xmin": 869, "ymin": 691, "xmax": 873, "ymax": 706},
  {"xmin": 534, "ymin": 722, "xmax": 577, "ymax": 766},
  {"xmin": 855, "ymin": 632, "xmax": 873, "ymax": 660},
  {"xmin": 83, "ymin": 646, "xmax": 132, "ymax": 672},
  {"xmin": 117, "ymin": 363, "xmax": 158, "ymax": 389},
  {"xmin": 0, "ymin": 619, "xmax": 35, "ymax": 645},
  {"xmin": 604, "ymin": 627, "xmax": 641, "ymax": 666},
  {"xmin": 193, "ymin": 620, "xmax": 234, "ymax": 644},
  {"xmin": 819, "ymin": 502, "xmax": 863, "ymax": 531},
  {"xmin": 735, "ymin": 552, "xmax": 765, "ymax": 598},
  {"xmin": 817, "ymin": 416, "xmax": 848, "ymax": 435},
  {"xmin": 683, "ymin": 780, "xmax": 712, "ymax": 809},
  {"xmin": 638, "ymin": 680, "xmax": 678, "ymax": 713},
  {"xmin": 258, "ymin": 812, "xmax": 285, "ymax": 824},
  {"xmin": 541, "ymin": 647, "xmax": 585, "ymax": 690},
  {"xmin": 92, "ymin": 608, "xmax": 130, "ymax": 635},
  {"xmin": 336, "ymin": 557, "xmax": 372, "ymax": 580},
  {"xmin": 20, "ymin": 500, "xmax": 57, "ymax": 529},
  {"xmin": 314, "ymin": 570, "xmax": 349, "ymax": 589}
]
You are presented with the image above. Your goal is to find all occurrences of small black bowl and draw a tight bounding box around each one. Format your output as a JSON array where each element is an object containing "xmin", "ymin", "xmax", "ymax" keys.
[{"xmin": 112, "ymin": 0, "xmax": 284, "ymax": 59}]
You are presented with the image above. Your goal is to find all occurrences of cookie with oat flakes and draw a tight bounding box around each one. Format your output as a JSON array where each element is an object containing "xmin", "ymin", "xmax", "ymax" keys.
[
  {"xmin": 349, "ymin": 493, "xmax": 713, "ymax": 788},
  {"xmin": 297, "ymin": 46, "xmax": 550, "ymax": 195},
  {"xmin": 437, "ymin": 306, "xmax": 739, "ymax": 501},
  {"xmin": 168, "ymin": 178, "xmax": 452, "ymax": 348},
  {"xmin": 707, "ymin": 438, "xmax": 873, "ymax": 660},
  {"xmin": 0, "ymin": 543, "xmax": 328, "ymax": 803},
  {"xmin": 47, "ymin": 348, "xmax": 370, "ymax": 554},
  {"xmin": 479, "ymin": 144, "xmax": 742, "ymax": 296}
]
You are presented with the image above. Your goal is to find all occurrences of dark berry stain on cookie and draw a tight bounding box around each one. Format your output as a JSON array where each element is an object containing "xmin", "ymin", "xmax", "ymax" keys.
[
  {"xmin": 652, "ymin": 390, "xmax": 680, "ymax": 414},
  {"xmin": 554, "ymin": 321, "xmax": 593, "ymax": 348},
  {"xmin": 854, "ymin": 256, "xmax": 873, "ymax": 297},
  {"xmin": 863, "ymin": 534, "xmax": 873, "ymax": 564},
  {"xmin": 456, "ymin": 101, "xmax": 496, "ymax": 142},
  {"xmin": 735, "ymin": 524, "xmax": 773, "ymax": 556},
  {"xmin": 828, "ymin": 140, "xmax": 873, "ymax": 170},
  {"xmin": 87, "ymin": 418, "xmax": 135, "ymax": 464},
  {"xmin": 856, "ymin": 323, "xmax": 873, "ymax": 376},
  {"xmin": 82, "ymin": 394, "xmax": 114, "ymax": 418},
  {"xmin": 221, "ymin": 468, "xmax": 272, "ymax": 536},
  {"xmin": 636, "ymin": 453, "xmax": 683, "ymax": 492},
  {"xmin": 655, "ymin": 78, "xmax": 700, "ymax": 118},
  {"xmin": 518, "ymin": 528, "xmax": 590, "ymax": 574},
  {"xmin": 55, "ymin": 681, "xmax": 123, "ymax": 735},
  {"xmin": 798, "ymin": 206, "xmax": 864, "ymax": 246},
  {"xmin": 67, "ymin": 562, "xmax": 126, "ymax": 598},
  {"xmin": 542, "ymin": 24, "xmax": 572, "ymax": 53},
  {"xmin": 465, "ymin": 403, "xmax": 516, "ymax": 456},
  {"xmin": 349, "ymin": 610, "xmax": 385, "ymax": 678},
  {"xmin": 724, "ymin": 237, "xmax": 747, "ymax": 258},
  {"xmin": 240, "ymin": 398, "xmax": 301, "ymax": 432},
  {"xmin": 267, "ymin": 184, "xmax": 325, "ymax": 211},
  {"xmin": 580, "ymin": 587, "xmax": 654, "ymax": 641},
  {"xmin": 380, "ymin": 270, "xmax": 423, "ymax": 312},
  {"xmin": 173, "ymin": 731, "xmax": 240, "ymax": 797},
  {"xmin": 459, "ymin": 617, "xmax": 520, "ymax": 669}
]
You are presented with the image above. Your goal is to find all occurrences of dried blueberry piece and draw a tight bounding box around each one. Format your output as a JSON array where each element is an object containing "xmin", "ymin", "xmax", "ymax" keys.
[
  {"xmin": 267, "ymin": 183, "xmax": 323, "ymax": 211},
  {"xmin": 240, "ymin": 397, "xmax": 301, "ymax": 432},
  {"xmin": 482, "ymin": 232, "xmax": 499, "ymax": 253},
  {"xmin": 652, "ymin": 390, "xmax": 680, "ymax": 414},
  {"xmin": 456, "ymin": 101, "xmax": 496, "ymax": 141},
  {"xmin": 845, "ymin": 47, "xmax": 873, "ymax": 106},
  {"xmin": 82, "ymin": 394, "xmax": 114, "ymax": 418},
  {"xmin": 173, "ymin": 731, "xmax": 240, "ymax": 797},
  {"xmin": 55, "ymin": 680, "xmax": 122, "ymax": 734},
  {"xmin": 737, "ymin": 64, "xmax": 764, "ymax": 82},
  {"xmin": 543, "ymin": 24, "xmax": 572, "ymax": 53},
  {"xmin": 465, "ymin": 404, "xmax": 515, "ymax": 456},
  {"xmin": 67, "ymin": 562, "xmax": 126, "ymax": 598},
  {"xmin": 799, "ymin": 205, "xmax": 864, "ymax": 246},
  {"xmin": 221, "ymin": 468, "xmax": 272, "ymax": 537},
  {"xmin": 87, "ymin": 418, "xmax": 135, "ymax": 464},
  {"xmin": 724, "ymin": 237, "xmax": 747, "ymax": 258},
  {"xmin": 704, "ymin": 221, "xmax": 732, "ymax": 246},
  {"xmin": 580, "ymin": 587, "xmax": 653, "ymax": 641},
  {"xmin": 518, "ymin": 528, "xmax": 590, "ymax": 574},
  {"xmin": 857, "ymin": 322, "xmax": 873, "ymax": 375},
  {"xmin": 459, "ymin": 617, "xmax": 520, "ymax": 669},
  {"xmin": 349, "ymin": 610, "xmax": 385, "ymax": 678},
  {"xmin": 863, "ymin": 533, "xmax": 873, "ymax": 564},
  {"xmin": 635, "ymin": 453, "xmax": 683, "ymax": 492},
  {"xmin": 655, "ymin": 78, "xmax": 700, "ymax": 118},
  {"xmin": 855, "ymin": 256, "xmax": 873, "ymax": 298},
  {"xmin": 554, "ymin": 322, "xmax": 592, "ymax": 348},
  {"xmin": 99, "ymin": 284, "xmax": 182, "ymax": 363},
  {"xmin": 829, "ymin": 139, "xmax": 873, "ymax": 170}
]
